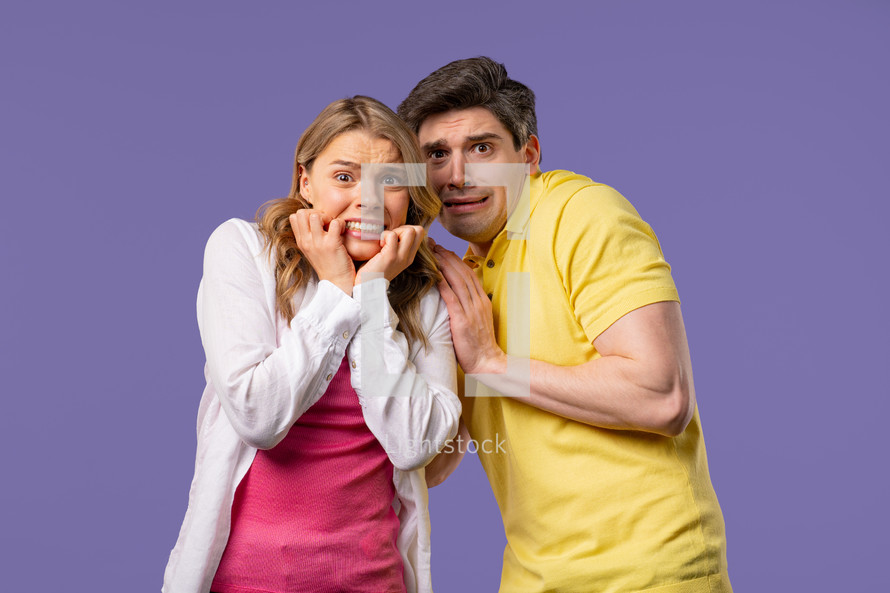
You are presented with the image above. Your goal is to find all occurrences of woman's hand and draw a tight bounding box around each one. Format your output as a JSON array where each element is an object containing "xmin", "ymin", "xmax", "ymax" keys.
[
  {"xmin": 355, "ymin": 225, "xmax": 425, "ymax": 285},
  {"xmin": 289, "ymin": 210, "xmax": 355, "ymax": 294}
]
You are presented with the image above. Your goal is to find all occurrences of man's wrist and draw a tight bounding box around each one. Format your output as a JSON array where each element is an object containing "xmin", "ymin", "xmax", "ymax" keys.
[
  {"xmin": 467, "ymin": 354, "xmax": 531, "ymax": 399},
  {"xmin": 473, "ymin": 348, "xmax": 508, "ymax": 375}
]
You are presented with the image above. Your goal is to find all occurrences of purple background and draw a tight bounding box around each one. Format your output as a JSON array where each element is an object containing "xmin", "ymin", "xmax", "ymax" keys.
[{"xmin": 2, "ymin": 1, "xmax": 887, "ymax": 590}]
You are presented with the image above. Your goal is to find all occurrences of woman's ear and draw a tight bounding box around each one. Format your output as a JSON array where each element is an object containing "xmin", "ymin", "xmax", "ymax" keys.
[{"xmin": 298, "ymin": 165, "xmax": 312, "ymax": 205}]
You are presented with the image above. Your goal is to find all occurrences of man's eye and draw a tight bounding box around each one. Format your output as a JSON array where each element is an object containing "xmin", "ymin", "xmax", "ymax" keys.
[
  {"xmin": 429, "ymin": 150, "xmax": 446, "ymax": 160},
  {"xmin": 474, "ymin": 143, "xmax": 491, "ymax": 154}
]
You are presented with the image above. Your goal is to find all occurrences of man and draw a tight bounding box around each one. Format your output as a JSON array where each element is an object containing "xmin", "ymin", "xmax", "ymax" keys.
[{"xmin": 398, "ymin": 57, "xmax": 732, "ymax": 592}]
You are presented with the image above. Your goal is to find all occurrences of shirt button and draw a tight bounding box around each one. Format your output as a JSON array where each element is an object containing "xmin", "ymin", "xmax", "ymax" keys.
[
  {"xmin": 325, "ymin": 373, "xmax": 333, "ymax": 381},
  {"xmin": 486, "ymin": 259, "xmax": 495, "ymax": 268},
  {"xmin": 351, "ymin": 360, "xmax": 357, "ymax": 369},
  {"xmin": 342, "ymin": 331, "xmax": 349, "ymax": 339}
]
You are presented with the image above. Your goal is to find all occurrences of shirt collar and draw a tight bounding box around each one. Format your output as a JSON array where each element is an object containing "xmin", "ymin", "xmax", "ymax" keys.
[
  {"xmin": 504, "ymin": 170, "xmax": 541, "ymax": 237},
  {"xmin": 463, "ymin": 171, "xmax": 543, "ymax": 263}
]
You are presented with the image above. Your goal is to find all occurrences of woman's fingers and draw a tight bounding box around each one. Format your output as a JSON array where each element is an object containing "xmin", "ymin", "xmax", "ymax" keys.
[
  {"xmin": 380, "ymin": 229, "xmax": 397, "ymax": 252},
  {"xmin": 308, "ymin": 212, "xmax": 325, "ymax": 237},
  {"xmin": 289, "ymin": 209, "xmax": 355, "ymax": 293},
  {"xmin": 393, "ymin": 225, "xmax": 423, "ymax": 262},
  {"xmin": 326, "ymin": 218, "xmax": 344, "ymax": 243},
  {"xmin": 291, "ymin": 210, "xmax": 339, "ymax": 244},
  {"xmin": 408, "ymin": 226, "xmax": 425, "ymax": 257},
  {"xmin": 289, "ymin": 211, "xmax": 310, "ymax": 248},
  {"xmin": 355, "ymin": 225, "xmax": 426, "ymax": 284}
]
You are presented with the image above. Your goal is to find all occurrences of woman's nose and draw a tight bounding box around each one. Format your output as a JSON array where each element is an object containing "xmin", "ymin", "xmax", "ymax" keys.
[{"xmin": 356, "ymin": 182, "xmax": 384, "ymax": 214}]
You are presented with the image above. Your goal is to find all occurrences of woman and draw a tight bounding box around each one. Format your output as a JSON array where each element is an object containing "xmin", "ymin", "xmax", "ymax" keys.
[{"xmin": 163, "ymin": 96, "xmax": 460, "ymax": 593}]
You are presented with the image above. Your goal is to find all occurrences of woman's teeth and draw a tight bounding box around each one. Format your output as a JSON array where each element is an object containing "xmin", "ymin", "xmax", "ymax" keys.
[{"xmin": 345, "ymin": 221, "xmax": 384, "ymax": 234}]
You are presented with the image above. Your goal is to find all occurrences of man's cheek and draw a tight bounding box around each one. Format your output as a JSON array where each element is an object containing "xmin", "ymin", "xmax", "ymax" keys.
[{"xmin": 428, "ymin": 172, "xmax": 446, "ymax": 193}]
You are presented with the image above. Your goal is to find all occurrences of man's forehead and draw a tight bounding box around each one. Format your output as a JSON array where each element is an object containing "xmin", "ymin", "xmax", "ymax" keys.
[{"xmin": 418, "ymin": 107, "xmax": 509, "ymax": 146}]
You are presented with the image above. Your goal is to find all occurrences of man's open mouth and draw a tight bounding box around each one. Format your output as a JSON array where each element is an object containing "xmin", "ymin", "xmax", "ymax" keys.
[{"xmin": 443, "ymin": 196, "xmax": 488, "ymax": 208}]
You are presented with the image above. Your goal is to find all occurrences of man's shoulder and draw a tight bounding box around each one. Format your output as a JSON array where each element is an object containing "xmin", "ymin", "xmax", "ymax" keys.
[
  {"xmin": 533, "ymin": 169, "xmax": 630, "ymax": 222},
  {"xmin": 538, "ymin": 169, "xmax": 600, "ymax": 193}
]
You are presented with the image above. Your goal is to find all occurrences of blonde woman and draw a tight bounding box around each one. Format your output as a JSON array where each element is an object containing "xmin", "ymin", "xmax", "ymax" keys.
[{"xmin": 163, "ymin": 96, "xmax": 460, "ymax": 593}]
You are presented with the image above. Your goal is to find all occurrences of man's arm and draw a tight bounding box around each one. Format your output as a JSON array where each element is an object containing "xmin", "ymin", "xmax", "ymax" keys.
[{"xmin": 433, "ymin": 246, "xmax": 695, "ymax": 437}]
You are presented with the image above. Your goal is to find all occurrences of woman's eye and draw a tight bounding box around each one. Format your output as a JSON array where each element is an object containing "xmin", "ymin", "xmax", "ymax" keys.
[
  {"xmin": 381, "ymin": 175, "xmax": 402, "ymax": 186},
  {"xmin": 336, "ymin": 173, "xmax": 352, "ymax": 182}
]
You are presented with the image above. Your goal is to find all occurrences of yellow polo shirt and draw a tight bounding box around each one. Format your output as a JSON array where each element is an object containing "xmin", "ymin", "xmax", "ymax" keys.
[{"xmin": 461, "ymin": 170, "xmax": 731, "ymax": 593}]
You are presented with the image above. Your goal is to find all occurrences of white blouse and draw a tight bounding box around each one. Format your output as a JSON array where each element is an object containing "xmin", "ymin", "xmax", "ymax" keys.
[{"xmin": 162, "ymin": 218, "xmax": 460, "ymax": 593}]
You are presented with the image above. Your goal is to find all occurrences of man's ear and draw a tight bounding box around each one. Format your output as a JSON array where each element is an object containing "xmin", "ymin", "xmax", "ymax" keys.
[
  {"xmin": 524, "ymin": 135, "xmax": 541, "ymax": 175},
  {"xmin": 298, "ymin": 165, "xmax": 312, "ymax": 204}
]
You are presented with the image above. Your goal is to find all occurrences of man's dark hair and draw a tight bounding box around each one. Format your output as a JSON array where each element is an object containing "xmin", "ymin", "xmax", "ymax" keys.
[{"xmin": 398, "ymin": 56, "xmax": 538, "ymax": 152}]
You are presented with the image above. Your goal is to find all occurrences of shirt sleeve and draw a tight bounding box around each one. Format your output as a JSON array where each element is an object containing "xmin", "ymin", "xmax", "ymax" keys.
[
  {"xmin": 198, "ymin": 219, "xmax": 361, "ymax": 450},
  {"xmin": 553, "ymin": 185, "xmax": 680, "ymax": 344},
  {"xmin": 348, "ymin": 280, "xmax": 461, "ymax": 471}
]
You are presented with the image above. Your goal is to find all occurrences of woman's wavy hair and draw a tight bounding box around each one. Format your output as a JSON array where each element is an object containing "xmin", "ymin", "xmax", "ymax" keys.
[{"xmin": 256, "ymin": 96, "xmax": 442, "ymax": 348}]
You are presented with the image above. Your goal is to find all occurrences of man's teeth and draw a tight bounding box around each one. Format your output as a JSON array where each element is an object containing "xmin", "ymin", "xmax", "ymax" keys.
[{"xmin": 345, "ymin": 221, "xmax": 384, "ymax": 234}]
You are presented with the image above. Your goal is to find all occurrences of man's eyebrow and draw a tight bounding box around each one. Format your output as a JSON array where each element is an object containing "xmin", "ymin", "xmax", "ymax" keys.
[
  {"xmin": 421, "ymin": 133, "xmax": 505, "ymax": 153},
  {"xmin": 467, "ymin": 133, "xmax": 504, "ymax": 143},
  {"xmin": 421, "ymin": 139, "xmax": 447, "ymax": 152}
]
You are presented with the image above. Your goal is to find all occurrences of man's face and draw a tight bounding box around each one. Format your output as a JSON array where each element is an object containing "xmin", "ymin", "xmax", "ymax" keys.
[{"xmin": 418, "ymin": 107, "xmax": 539, "ymax": 248}]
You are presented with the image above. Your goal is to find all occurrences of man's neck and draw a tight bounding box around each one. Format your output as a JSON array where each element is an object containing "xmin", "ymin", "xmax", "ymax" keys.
[{"xmin": 468, "ymin": 241, "xmax": 492, "ymax": 258}]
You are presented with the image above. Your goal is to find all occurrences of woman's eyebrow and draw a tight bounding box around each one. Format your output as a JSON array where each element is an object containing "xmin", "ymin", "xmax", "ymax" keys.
[{"xmin": 329, "ymin": 160, "xmax": 360, "ymax": 168}]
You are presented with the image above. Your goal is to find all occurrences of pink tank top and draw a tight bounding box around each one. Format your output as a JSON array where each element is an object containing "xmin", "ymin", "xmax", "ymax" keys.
[{"xmin": 212, "ymin": 357, "xmax": 405, "ymax": 593}]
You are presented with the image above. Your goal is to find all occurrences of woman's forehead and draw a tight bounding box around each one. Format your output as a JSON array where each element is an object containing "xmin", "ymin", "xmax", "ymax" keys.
[{"xmin": 317, "ymin": 130, "xmax": 402, "ymax": 165}]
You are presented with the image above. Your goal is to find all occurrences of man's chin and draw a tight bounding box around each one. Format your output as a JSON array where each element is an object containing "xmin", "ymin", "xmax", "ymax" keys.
[
  {"xmin": 437, "ymin": 218, "xmax": 491, "ymax": 244},
  {"xmin": 437, "ymin": 217, "xmax": 469, "ymax": 241}
]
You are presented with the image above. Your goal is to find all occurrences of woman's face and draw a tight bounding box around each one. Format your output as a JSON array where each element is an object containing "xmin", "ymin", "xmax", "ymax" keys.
[{"xmin": 300, "ymin": 129, "xmax": 411, "ymax": 262}]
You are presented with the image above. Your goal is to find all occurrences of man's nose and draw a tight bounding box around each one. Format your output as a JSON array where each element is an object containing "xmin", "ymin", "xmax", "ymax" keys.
[{"xmin": 447, "ymin": 155, "xmax": 466, "ymax": 189}]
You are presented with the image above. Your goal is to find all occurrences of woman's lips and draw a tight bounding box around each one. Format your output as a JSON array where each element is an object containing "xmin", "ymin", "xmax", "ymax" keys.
[{"xmin": 344, "ymin": 219, "xmax": 385, "ymax": 239}]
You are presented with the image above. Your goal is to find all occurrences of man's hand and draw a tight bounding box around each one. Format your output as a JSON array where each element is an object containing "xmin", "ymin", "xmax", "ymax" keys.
[
  {"xmin": 289, "ymin": 210, "xmax": 355, "ymax": 294},
  {"xmin": 433, "ymin": 244, "xmax": 693, "ymax": 436},
  {"xmin": 355, "ymin": 225, "xmax": 425, "ymax": 285},
  {"xmin": 433, "ymin": 245, "xmax": 507, "ymax": 375}
]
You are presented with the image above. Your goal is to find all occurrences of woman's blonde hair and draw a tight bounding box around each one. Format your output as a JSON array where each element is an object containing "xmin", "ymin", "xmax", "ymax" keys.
[{"xmin": 257, "ymin": 96, "xmax": 441, "ymax": 347}]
